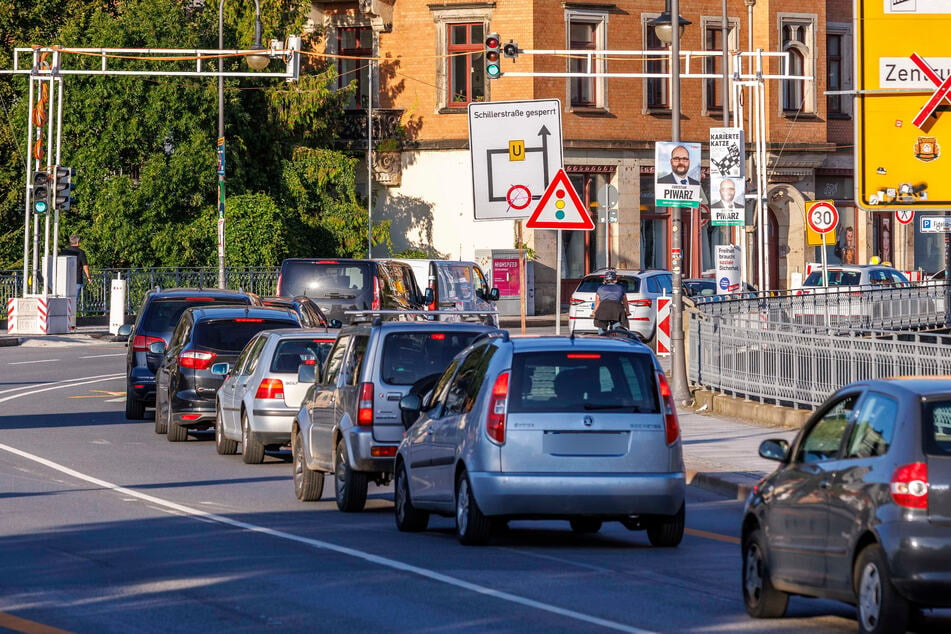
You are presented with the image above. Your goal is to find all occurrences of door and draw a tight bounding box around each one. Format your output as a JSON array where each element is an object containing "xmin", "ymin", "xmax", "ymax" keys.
[
  {"xmin": 311, "ymin": 334, "xmax": 350, "ymax": 470},
  {"xmin": 409, "ymin": 358, "xmax": 461, "ymax": 505},
  {"xmin": 221, "ymin": 334, "xmax": 265, "ymax": 436},
  {"xmin": 764, "ymin": 393, "xmax": 858, "ymax": 590}
]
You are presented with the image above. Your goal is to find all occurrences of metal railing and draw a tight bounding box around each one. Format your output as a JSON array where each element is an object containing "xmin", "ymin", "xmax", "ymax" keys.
[
  {"xmin": 0, "ymin": 267, "xmax": 279, "ymax": 319},
  {"xmin": 688, "ymin": 283, "xmax": 951, "ymax": 409}
]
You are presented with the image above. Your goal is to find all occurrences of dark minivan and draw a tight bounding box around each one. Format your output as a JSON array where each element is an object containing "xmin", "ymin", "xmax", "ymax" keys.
[
  {"xmin": 120, "ymin": 288, "xmax": 260, "ymax": 420},
  {"xmin": 276, "ymin": 258, "xmax": 423, "ymax": 324},
  {"xmin": 152, "ymin": 306, "xmax": 301, "ymax": 441}
]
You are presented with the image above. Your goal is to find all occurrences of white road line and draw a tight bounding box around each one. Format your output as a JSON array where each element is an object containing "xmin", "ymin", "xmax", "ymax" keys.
[
  {"xmin": 0, "ymin": 374, "xmax": 124, "ymax": 403},
  {"xmin": 9, "ymin": 359, "xmax": 60, "ymax": 365},
  {"xmin": 79, "ymin": 353, "xmax": 126, "ymax": 359},
  {"xmin": 0, "ymin": 378, "xmax": 654, "ymax": 634}
]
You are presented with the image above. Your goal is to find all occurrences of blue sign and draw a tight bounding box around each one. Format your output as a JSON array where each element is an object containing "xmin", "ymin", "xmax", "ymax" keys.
[
  {"xmin": 719, "ymin": 277, "xmax": 730, "ymax": 290},
  {"xmin": 217, "ymin": 139, "xmax": 225, "ymax": 176}
]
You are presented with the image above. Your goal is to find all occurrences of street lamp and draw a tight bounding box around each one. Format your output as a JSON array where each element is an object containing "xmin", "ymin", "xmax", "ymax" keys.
[
  {"xmin": 218, "ymin": 0, "xmax": 267, "ymax": 289},
  {"xmin": 651, "ymin": 0, "xmax": 692, "ymax": 405}
]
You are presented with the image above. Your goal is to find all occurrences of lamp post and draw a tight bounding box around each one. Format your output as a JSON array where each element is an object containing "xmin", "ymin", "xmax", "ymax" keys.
[
  {"xmin": 218, "ymin": 0, "xmax": 267, "ymax": 289},
  {"xmin": 651, "ymin": 0, "xmax": 692, "ymax": 404}
]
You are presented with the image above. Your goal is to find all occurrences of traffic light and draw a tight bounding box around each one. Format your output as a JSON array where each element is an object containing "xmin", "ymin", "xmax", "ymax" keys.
[
  {"xmin": 503, "ymin": 40, "xmax": 520, "ymax": 59},
  {"xmin": 53, "ymin": 166, "xmax": 76, "ymax": 211},
  {"xmin": 484, "ymin": 32, "xmax": 502, "ymax": 79},
  {"xmin": 32, "ymin": 169, "xmax": 51, "ymax": 214}
]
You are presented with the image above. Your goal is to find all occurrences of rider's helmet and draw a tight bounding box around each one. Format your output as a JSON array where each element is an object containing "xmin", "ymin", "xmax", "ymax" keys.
[{"xmin": 603, "ymin": 269, "xmax": 618, "ymax": 283}]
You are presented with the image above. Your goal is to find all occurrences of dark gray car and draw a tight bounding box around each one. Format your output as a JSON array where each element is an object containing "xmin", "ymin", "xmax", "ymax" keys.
[{"xmin": 742, "ymin": 377, "xmax": 951, "ymax": 634}]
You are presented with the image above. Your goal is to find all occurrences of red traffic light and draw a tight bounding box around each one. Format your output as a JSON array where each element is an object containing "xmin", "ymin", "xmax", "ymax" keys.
[{"xmin": 485, "ymin": 35, "xmax": 500, "ymax": 49}]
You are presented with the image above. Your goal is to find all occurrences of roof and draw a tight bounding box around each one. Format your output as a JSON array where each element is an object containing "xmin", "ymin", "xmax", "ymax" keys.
[
  {"xmin": 184, "ymin": 306, "xmax": 299, "ymax": 321},
  {"xmin": 507, "ymin": 334, "xmax": 653, "ymax": 353},
  {"xmin": 146, "ymin": 288, "xmax": 254, "ymax": 299},
  {"xmin": 841, "ymin": 377, "xmax": 951, "ymax": 397},
  {"xmin": 340, "ymin": 320, "xmax": 498, "ymax": 334}
]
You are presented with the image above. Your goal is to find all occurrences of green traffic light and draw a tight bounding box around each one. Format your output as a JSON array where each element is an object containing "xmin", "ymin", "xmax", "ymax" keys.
[
  {"xmin": 34, "ymin": 200, "xmax": 48, "ymax": 214},
  {"xmin": 486, "ymin": 63, "xmax": 501, "ymax": 78}
]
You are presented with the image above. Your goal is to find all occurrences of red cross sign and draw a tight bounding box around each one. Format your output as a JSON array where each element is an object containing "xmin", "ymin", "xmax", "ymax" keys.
[{"xmin": 911, "ymin": 53, "xmax": 951, "ymax": 129}]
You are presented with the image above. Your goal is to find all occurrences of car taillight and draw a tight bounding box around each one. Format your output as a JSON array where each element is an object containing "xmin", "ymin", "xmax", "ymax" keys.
[
  {"xmin": 372, "ymin": 277, "xmax": 381, "ymax": 311},
  {"xmin": 630, "ymin": 299, "xmax": 651, "ymax": 308},
  {"xmin": 179, "ymin": 350, "xmax": 216, "ymax": 370},
  {"xmin": 132, "ymin": 335, "xmax": 165, "ymax": 352},
  {"xmin": 569, "ymin": 297, "xmax": 587, "ymax": 306},
  {"xmin": 357, "ymin": 382, "xmax": 374, "ymax": 426},
  {"xmin": 255, "ymin": 378, "xmax": 285, "ymax": 400},
  {"xmin": 486, "ymin": 371, "xmax": 509, "ymax": 444},
  {"xmin": 657, "ymin": 372, "xmax": 680, "ymax": 445},
  {"xmin": 891, "ymin": 462, "xmax": 929, "ymax": 509},
  {"xmin": 234, "ymin": 318, "xmax": 263, "ymax": 323},
  {"xmin": 430, "ymin": 333, "xmax": 446, "ymax": 340}
]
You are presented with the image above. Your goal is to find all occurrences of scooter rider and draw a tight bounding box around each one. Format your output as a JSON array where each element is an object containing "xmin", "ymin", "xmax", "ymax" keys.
[{"xmin": 593, "ymin": 269, "xmax": 629, "ymax": 334}]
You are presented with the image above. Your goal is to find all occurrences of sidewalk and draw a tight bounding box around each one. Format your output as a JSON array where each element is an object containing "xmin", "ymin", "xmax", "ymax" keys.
[{"xmin": 0, "ymin": 321, "xmax": 802, "ymax": 501}]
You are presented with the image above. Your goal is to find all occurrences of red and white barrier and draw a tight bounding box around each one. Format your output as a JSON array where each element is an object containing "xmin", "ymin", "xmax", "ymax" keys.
[
  {"xmin": 656, "ymin": 296, "xmax": 671, "ymax": 356},
  {"xmin": 7, "ymin": 296, "xmax": 71, "ymax": 334}
]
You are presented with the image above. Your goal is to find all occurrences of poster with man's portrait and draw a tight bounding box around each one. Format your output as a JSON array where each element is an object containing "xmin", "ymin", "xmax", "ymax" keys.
[
  {"xmin": 654, "ymin": 141, "xmax": 701, "ymax": 208},
  {"xmin": 710, "ymin": 175, "xmax": 746, "ymax": 226}
]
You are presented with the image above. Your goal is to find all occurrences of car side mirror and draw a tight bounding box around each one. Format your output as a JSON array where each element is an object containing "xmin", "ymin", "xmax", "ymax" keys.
[
  {"xmin": 399, "ymin": 393, "xmax": 422, "ymax": 428},
  {"xmin": 148, "ymin": 341, "xmax": 166, "ymax": 355},
  {"xmin": 488, "ymin": 288, "xmax": 500, "ymax": 301},
  {"xmin": 424, "ymin": 288, "xmax": 435, "ymax": 305},
  {"xmin": 210, "ymin": 362, "xmax": 230, "ymax": 376},
  {"xmin": 298, "ymin": 362, "xmax": 317, "ymax": 384},
  {"xmin": 759, "ymin": 438, "xmax": 789, "ymax": 462},
  {"xmin": 117, "ymin": 324, "xmax": 133, "ymax": 338},
  {"xmin": 329, "ymin": 319, "xmax": 343, "ymax": 329}
]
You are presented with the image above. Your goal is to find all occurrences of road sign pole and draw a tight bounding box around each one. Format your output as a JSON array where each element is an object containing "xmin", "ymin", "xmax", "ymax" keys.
[
  {"xmin": 555, "ymin": 229, "xmax": 562, "ymax": 335},
  {"xmin": 946, "ymin": 234, "xmax": 951, "ymax": 328}
]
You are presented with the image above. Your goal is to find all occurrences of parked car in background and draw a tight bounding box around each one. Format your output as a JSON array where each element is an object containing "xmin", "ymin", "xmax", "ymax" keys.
[
  {"xmin": 152, "ymin": 306, "xmax": 302, "ymax": 441},
  {"xmin": 683, "ymin": 278, "xmax": 757, "ymax": 300},
  {"xmin": 119, "ymin": 288, "xmax": 261, "ymax": 420},
  {"xmin": 742, "ymin": 377, "xmax": 951, "ymax": 634},
  {"xmin": 291, "ymin": 319, "xmax": 498, "ymax": 511},
  {"xmin": 261, "ymin": 295, "xmax": 339, "ymax": 329},
  {"xmin": 395, "ymin": 332, "xmax": 686, "ymax": 546},
  {"xmin": 214, "ymin": 328, "xmax": 339, "ymax": 464},
  {"xmin": 798, "ymin": 264, "xmax": 910, "ymax": 291},
  {"xmin": 792, "ymin": 265, "xmax": 924, "ymax": 328},
  {"xmin": 275, "ymin": 258, "xmax": 423, "ymax": 324},
  {"xmin": 568, "ymin": 269, "xmax": 673, "ymax": 343},
  {"xmin": 390, "ymin": 259, "xmax": 500, "ymax": 326}
]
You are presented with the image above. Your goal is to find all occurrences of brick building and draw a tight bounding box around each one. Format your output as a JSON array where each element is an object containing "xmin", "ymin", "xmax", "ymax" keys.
[{"xmin": 310, "ymin": 0, "xmax": 858, "ymax": 310}]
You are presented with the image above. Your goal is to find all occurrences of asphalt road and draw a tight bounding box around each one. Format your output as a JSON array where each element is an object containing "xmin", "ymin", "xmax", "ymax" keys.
[{"xmin": 0, "ymin": 338, "xmax": 888, "ymax": 633}]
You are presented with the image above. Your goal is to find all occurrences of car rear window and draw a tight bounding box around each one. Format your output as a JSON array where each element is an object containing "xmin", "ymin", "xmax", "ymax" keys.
[
  {"xmin": 140, "ymin": 297, "xmax": 249, "ymax": 332},
  {"xmin": 279, "ymin": 261, "xmax": 371, "ymax": 298},
  {"xmin": 923, "ymin": 400, "xmax": 951, "ymax": 455},
  {"xmin": 575, "ymin": 275, "xmax": 641, "ymax": 293},
  {"xmin": 508, "ymin": 350, "xmax": 659, "ymax": 414},
  {"xmin": 192, "ymin": 319, "xmax": 299, "ymax": 352},
  {"xmin": 804, "ymin": 271, "xmax": 862, "ymax": 286},
  {"xmin": 270, "ymin": 338, "xmax": 336, "ymax": 373},
  {"xmin": 381, "ymin": 331, "xmax": 485, "ymax": 385}
]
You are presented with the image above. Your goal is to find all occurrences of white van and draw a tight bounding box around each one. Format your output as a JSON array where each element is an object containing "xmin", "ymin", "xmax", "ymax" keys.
[{"xmin": 388, "ymin": 259, "xmax": 500, "ymax": 326}]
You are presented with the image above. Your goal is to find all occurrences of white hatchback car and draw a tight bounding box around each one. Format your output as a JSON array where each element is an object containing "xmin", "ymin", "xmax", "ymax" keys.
[
  {"xmin": 213, "ymin": 328, "xmax": 339, "ymax": 463},
  {"xmin": 568, "ymin": 269, "xmax": 673, "ymax": 343}
]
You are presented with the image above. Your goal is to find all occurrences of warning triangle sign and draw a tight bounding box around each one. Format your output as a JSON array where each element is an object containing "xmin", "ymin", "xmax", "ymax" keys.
[{"xmin": 525, "ymin": 169, "xmax": 595, "ymax": 230}]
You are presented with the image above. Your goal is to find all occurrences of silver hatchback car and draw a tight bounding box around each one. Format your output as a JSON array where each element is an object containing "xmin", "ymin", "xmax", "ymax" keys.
[
  {"xmin": 394, "ymin": 332, "xmax": 686, "ymax": 545},
  {"xmin": 568, "ymin": 269, "xmax": 673, "ymax": 343}
]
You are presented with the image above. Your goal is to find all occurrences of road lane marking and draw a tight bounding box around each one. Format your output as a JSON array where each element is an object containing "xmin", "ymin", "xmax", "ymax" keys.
[
  {"xmin": 0, "ymin": 375, "xmax": 656, "ymax": 634},
  {"xmin": 8, "ymin": 359, "xmax": 60, "ymax": 365},
  {"xmin": 78, "ymin": 354, "xmax": 125, "ymax": 359},
  {"xmin": 685, "ymin": 528, "xmax": 740, "ymax": 545},
  {"xmin": 0, "ymin": 611, "xmax": 73, "ymax": 634},
  {"xmin": 68, "ymin": 389, "xmax": 126, "ymax": 400},
  {"xmin": 0, "ymin": 375, "xmax": 124, "ymax": 404}
]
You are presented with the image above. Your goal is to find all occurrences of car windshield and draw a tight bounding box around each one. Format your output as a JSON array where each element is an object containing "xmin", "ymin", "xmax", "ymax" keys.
[
  {"xmin": 140, "ymin": 297, "xmax": 248, "ymax": 332},
  {"xmin": 279, "ymin": 261, "xmax": 370, "ymax": 299},
  {"xmin": 270, "ymin": 338, "xmax": 336, "ymax": 373},
  {"xmin": 923, "ymin": 400, "xmax": 951, "ymax": 455},
  {"xmin": 803, "ymin": 270, "xmax": 862, "ymax": 286},
  {"xmin": 508, "ymin": 350, "xmax": 660, "ymax": 413},
  {"xmin": 381, "ymin": 331, "xmax": 485, "ymax": 385},
  {"xmin": 193, "ymin": 319, "xmax": 298, "ymax": 352},
  {"xmin": 575, "ymin": 275, "xmax": 641, "ymax": 293}
]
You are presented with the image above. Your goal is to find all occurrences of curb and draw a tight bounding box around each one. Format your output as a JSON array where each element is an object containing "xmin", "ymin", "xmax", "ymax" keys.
[{"xmin": 0, "ymin": 336, "xmax": 21, "ymax": 347}]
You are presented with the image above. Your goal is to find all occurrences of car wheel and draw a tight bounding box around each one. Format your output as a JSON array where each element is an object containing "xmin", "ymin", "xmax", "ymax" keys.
[
  {"xmin": 125, "ymin": 386, "xmax": 145, "ymax": 420},
  {"xmin": 293, "ymin": 429, "xmax": 323, "ymax": 502},
  {"xmin": 394, "ymin": 462, "xmax": 428, "ymax": 532},
  {"xmin": 334, "ymin": 440, "xmax": 367, "ymax": 512},
  {"xmin": 455, "ymin": 470, "xmax": 491, "ymax": 546},
  {"xmin": 215, "ymin": 406, "xmax": 238, "ymax": 455},
  {"xmin": 166, "ymin": 409, "xmax": 187, "ymax": 442},
  {"xmin": 154, "ymin": 398, "xmax": 168, "ymax": 434},
  {"xmin": 569, "ymin": 518, "xmax": 602, "ymax": 534},
  {"xmin": 742, "ymin": 528, "xmax": 789, "ymax": 618},
  {"xmin": 855, "ymin": 544, "xmax": 910, "ymax": 634},
  {"xmin": 646, "ymin": 502, "xmax": 685, "ymax": 547},
  {"xmin": 241, "ymin": 410, "xmax": 265, "ymax": 464}
]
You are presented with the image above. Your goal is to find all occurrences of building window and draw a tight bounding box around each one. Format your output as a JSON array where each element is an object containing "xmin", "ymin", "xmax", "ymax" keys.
[
  {"xmin": 337, "ymin": 26, "xmax": 373, "ymax": 110},
  {"xmin": 567, "ymin": 11, "xmax": 607, "ymax": 109},
  {"xmin": 780, "ymin": 16, "xmax": 817, "ymax": 115},
  {"xmin": 645, "ymin": 20, "xmax": 668, "ymax": 110},
  {"xmin": 703, "ymin": 19, "xmax": 738, "ymax": 114},
  {"xmin": 826, "ymin": 24, "xmax": 852, "ymax": 118},
  {"xmin": 447, "ymin": 23, "xmax": 485, "ymax": 107}
]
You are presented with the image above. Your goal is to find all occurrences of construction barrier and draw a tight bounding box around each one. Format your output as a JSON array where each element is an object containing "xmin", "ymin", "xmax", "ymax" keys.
[{"xmin": 656, "ymin": 296, "xmax": 671, "ymax": 356}]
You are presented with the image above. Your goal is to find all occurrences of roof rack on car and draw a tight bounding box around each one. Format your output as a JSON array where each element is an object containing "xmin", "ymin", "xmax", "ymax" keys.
[{"xmin": 345, "ymin": 309, "xmax": 499, "ymax": 324}]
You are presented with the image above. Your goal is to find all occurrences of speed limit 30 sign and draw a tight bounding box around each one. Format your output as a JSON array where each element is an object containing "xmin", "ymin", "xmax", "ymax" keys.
[{"xmin": 807, "ymin": 200, "xmax": 838, "ymax": 234}]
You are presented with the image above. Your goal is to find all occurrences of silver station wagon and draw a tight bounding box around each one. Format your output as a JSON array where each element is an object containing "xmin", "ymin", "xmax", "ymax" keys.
[{"xmin": 394, "ymin": 332, "xmax": 686, "ymax": 545}]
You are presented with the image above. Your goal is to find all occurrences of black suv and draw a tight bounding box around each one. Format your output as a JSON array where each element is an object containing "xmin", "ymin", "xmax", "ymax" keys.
[
  {"xmin": 152, "ymin": 306, "xmax": 301, "ymax": 441},
  {"xmin": 119, "ymin": 288, "xmax": 260, "ymax": 420},
  {"xmin": 276, "ymin": 258, "xmax": 423, "ymax": 324}
]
